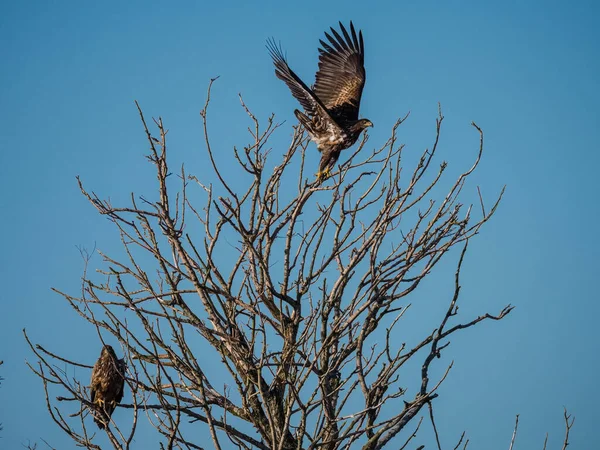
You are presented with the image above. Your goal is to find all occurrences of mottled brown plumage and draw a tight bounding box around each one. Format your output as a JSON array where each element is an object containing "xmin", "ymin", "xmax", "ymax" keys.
[
  {"xmin": 267, "ymin": 21, "xmax": 372, "ymax": 180},
  {"xmin": 90, "ymin": 345, "xmax": 125, "ymax": 429}
]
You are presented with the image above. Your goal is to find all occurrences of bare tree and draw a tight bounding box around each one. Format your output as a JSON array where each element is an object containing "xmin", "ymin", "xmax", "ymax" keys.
[{"xmin": 24, "ymin": 80, "xmax": 569, "ymax": 449}]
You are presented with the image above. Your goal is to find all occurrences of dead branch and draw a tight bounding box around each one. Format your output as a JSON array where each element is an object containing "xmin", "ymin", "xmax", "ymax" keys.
[{"xmin": 26, "ymin": 83, "xmax": 520, "ymax": 449}]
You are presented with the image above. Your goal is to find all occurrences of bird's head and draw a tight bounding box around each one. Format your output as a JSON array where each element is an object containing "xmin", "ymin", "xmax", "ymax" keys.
[
  {"xmin": 353, "ymin": 119, "xmax": 373, "ymax": 132},
  {"xmin": 102, "ymin": 345, "xmax": 116, "ymax": 358}
]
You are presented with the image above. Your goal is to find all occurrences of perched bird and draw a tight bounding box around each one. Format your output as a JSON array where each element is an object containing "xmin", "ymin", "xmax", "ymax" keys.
[
  {"xmin": 267, "ymin": 21, "xmax": 372, "ymax": 181},
  {"xmin": 90, "ymin": 345, "xmax": 126, "ymax": 429}
]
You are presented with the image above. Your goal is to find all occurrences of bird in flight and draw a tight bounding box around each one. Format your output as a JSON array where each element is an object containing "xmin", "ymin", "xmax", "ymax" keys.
[{"xmin": 267, "ymin": 21, "xmax": 372, "ymax": 181}]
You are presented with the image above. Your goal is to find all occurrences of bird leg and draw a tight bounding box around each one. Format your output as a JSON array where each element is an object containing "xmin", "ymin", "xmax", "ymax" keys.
[{"xmin": 317, "ymin": 167, "xmax": 331, "ymax": 181}]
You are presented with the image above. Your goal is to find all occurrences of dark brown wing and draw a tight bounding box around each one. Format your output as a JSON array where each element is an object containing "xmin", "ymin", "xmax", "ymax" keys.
[
  {"xmin": 114, "ymin": 358, "xmax": 126, "ymax": 404},
  {"xmin": 90, "ymin": 359, "xmax": 100, "ymax": 404},
  {"xmin": 90, "ymin": 350, "xmax": 108, "ymax": 428},
  {"xmin": 266, "ymin": 39, "xmax": 339, "ymax": 128},
  {"xmin": 313, "ymin": 22, "xmax": 366, "ymax": 125}
]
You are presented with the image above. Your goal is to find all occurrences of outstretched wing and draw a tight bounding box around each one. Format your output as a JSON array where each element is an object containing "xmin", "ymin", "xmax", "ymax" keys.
[
  {"xmin": 313, "ymin": 21, "xmax": 366, "ymax": 125},
  {"xmin": 266, "ymin": 39, "xmax": 338, "ymax": 126}
]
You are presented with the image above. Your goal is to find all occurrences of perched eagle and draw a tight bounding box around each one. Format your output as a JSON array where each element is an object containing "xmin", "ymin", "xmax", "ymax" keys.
[
  {"xmin": 90, "ymin": 345, "xmax": 125, "ymax": 429},
  {"xmin": 267, "ymin": 21, "xmax": 372, "ymax": 180}
]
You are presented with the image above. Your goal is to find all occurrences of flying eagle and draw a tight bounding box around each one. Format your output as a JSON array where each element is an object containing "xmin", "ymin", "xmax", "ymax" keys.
[
  {"xmin": 267, "ymin": 21, "xmax": 372, "ymax": 180},
  {"xmin": 90, "ymin": 345, "xmax": 126, "ymax": 429}
]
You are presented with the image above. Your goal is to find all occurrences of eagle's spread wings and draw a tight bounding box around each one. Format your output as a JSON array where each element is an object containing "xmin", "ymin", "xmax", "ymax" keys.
[
  {"xmin": 267, "ymin": 22, "xmax": 372, "ymax": 181},
  {"xmin": 90, "ymin": 345, "xmax": 125, "ymax": 429},
  {"xmin": 266, "ymin": 39, "xmax": 338, "ymax": 128},
  {"xmin": 313, "ymin": 21, "xmax": 365, "ymax": 125}
]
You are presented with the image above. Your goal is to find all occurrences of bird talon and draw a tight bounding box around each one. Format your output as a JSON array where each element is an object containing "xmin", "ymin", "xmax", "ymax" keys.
[{"xmin": 317, "ymin": 168, "xmax": 331, "ymax": 181}]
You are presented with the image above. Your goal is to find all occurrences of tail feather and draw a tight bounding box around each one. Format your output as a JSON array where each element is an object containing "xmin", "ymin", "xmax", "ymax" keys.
[
  {"xmin": 93, "ymin": 399, "xmax": 116, "ymax": 429},
  {"xmin": 294, "ymin": 109, "xmax": 311, "ymax": 128},
  {"xmin": 294, "ymin": 109, "xmax": 320, "ymax": 147}
]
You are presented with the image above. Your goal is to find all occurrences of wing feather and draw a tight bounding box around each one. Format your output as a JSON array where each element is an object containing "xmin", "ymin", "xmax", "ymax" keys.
[
  {"xmin": 267, "ymin": 38, "xmax": 341, "ymax": 131},
  {"xmin": 313, "ymin": 22, "xmax": 366, "ymax": 124},
  {"xmin": 115, "ymin": 359, "xmax": 125, "ymax": 403},
  {"xmin": 90, "ymin": 364, "xmax": 98, "ymax": 403},
  {"xmin": 267, "ymin": 39, "xmax": 322, "ymax": 117}
]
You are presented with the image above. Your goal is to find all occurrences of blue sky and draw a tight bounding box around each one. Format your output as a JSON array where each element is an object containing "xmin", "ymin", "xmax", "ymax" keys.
[{"xmin": 1, "ymin": 0, "xmax": 598, "ymax": 448}]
